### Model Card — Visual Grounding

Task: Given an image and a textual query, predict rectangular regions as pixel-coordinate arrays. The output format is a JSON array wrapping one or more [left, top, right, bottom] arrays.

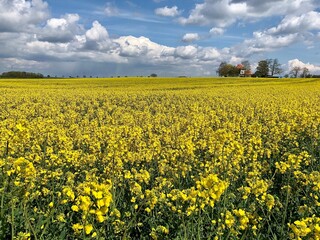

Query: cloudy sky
[[1, 0, 320, 77]]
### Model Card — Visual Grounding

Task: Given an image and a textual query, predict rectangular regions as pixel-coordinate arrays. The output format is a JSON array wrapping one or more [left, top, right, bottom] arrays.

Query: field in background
[[1, 77, 320, 239]]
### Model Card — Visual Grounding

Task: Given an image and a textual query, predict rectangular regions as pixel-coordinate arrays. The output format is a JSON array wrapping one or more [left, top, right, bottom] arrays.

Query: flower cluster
[[0, 77, 320, 239]]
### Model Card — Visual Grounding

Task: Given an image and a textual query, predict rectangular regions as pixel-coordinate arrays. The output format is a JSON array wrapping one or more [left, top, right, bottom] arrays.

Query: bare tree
[[268, 59, 283, 76], [241, 60, 251, 71], [290, 66, 301, 78], [301, 67, 310, 78]]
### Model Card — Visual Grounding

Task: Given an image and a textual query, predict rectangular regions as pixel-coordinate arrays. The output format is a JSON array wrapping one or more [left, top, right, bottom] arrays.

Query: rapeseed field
[[1, 77, 320, 239]]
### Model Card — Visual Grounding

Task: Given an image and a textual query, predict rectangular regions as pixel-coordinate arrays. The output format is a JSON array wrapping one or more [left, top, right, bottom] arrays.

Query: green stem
[[0, 180, 7, 220], [197, 209, 202, 240], [23, 202, 38, 240], [11, 201, 15, 240], [281, 174, 291, 237]]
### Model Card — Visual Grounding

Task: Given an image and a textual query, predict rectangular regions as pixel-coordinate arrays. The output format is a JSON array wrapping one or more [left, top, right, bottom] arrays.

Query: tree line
[[0, 71, 44, 78], [217, 59, 314, 78]]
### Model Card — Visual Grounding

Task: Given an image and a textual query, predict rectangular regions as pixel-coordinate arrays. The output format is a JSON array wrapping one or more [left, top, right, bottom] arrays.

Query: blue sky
[[0, 0, 320, 76]]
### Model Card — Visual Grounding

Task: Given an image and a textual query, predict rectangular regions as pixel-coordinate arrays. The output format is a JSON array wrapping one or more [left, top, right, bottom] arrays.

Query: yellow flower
[[225, 211, 235, 228], [291, 220, 311, 237], [85, 224, 93, 235], [57, 213, 66, 223], [92, 190, 103, 199], [72, 223, 83, 234], [79, 195, 91, 212], [16, 232, 31, 240], [71, 205, 79, 212], [95, 210, 105, 223], [233, 209, 250, 230], [83, 186, 91, 195]]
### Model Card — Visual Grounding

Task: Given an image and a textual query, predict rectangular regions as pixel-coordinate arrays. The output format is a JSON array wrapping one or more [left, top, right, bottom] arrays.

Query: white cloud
[[267, 11, 320, 35], [0, 0, 49, 32], [84, 21, 116, 50], [182, 33, 200, 43], [210, 27, 224, 36], [155, 6, 180, 17], [174, 46, 198, 59], [114, 35, 175, 62], [178, 0, 317, 27], [86, 21, 109, 42], [115, 36, 149, 57], [1, 0, 319, 77], [231, 10, 320, 57], [26, 40, 69, 59], [177, 0, 247, 27], [0, 57, 50, 71], [288, 59, 320, 74], [37, 14, 83, 43], [198, 47, 220, 61], [235, 32, 300, 57]]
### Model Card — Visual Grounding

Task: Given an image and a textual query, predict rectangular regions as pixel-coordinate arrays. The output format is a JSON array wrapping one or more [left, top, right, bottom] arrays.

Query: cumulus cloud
[[266, 11, 320, 35], [37, 14, 83, 43], [198, 47, 220, 61], [1, 0, 319, 77], [25, 40, 69, 61], [182, 33, 200, 43], [86, 21, 109, 42], [234, 32, 300, 57], [114, 36, 175, 62], [0, 0, 49, 32], [155, 6, 180, 17], [174, 46, 198, 59], [231, 9, 320, 57], [84, 21, 116, 50], [0, 57, 50, 71], [209, 27, 224, 36], [0, 1, 229, 76], [288, 59, 320, 74], [178, 0, 317, 27], [178, 0, 246, 27], [115, 36, 149, 57]]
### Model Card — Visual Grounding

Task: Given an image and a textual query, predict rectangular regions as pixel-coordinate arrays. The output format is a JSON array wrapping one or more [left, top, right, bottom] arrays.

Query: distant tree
[[241, 60, 251, 71], [150, 73, 158, 77], [217, 62, 227, 76], [300, 67, 310, 78], [0, 71, 44, 78], [217, 62, 239, 77], [268, 58, 283, 76], [255, 60, 269, 77], [290, 66, 301, 78]]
